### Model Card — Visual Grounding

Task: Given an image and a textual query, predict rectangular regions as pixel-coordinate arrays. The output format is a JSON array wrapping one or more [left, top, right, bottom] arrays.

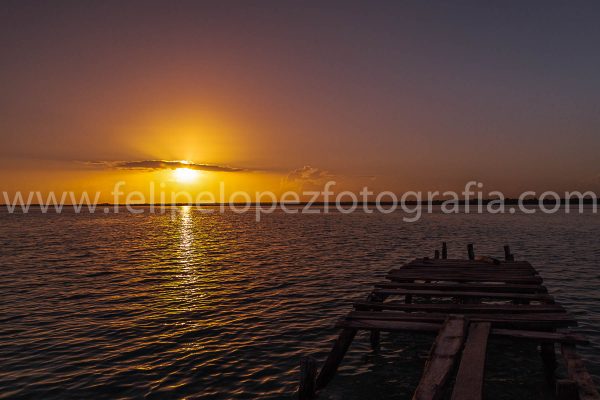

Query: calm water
[[1, 207, 599, 399]]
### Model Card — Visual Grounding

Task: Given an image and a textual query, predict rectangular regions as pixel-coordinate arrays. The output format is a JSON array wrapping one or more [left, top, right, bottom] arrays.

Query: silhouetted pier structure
[[298, 243, 599, 400]]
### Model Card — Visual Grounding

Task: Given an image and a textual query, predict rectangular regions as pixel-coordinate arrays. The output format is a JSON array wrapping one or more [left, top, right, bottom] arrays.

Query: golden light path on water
[[179, 206, 194, 266], [176, 205, 203, 305]]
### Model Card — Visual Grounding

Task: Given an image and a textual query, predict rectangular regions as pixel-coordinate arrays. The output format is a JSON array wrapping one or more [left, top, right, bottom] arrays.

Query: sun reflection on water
[[179, 205, 193, 263], [176, 205, 201, 300]]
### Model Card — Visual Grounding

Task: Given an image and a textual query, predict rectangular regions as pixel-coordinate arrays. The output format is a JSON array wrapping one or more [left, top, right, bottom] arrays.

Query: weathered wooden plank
[[396, 268, 538, 277], [314, 328, 357, 390], [407, 259, 531, 265], [348, 311, 573, 321], [373, 288, 555, 303], [492, 329, 589, 345], [403, 272, 537, 277], [390, 267, 538, 276], [337, 318, 441, 332], [407, 259, 532, 267], [394, 272, 539, 280], [391, 267, 538, 274], [402, 263, 535, 271], [403, 260, 533, 267], [388, 273, 539, 280], [387, 274, 543, 285], [413, 316, 467, 400], [397, 270, 538, 277], [335, 319, 589, 344], [451, 322, 491, 400], [376, 282, 547, 293], [353, 301, 566, 314], [346, 311, 577, 328], [410, 257, 530, 263], [389, 270, 538, 276], [561, 344, 600, 400]]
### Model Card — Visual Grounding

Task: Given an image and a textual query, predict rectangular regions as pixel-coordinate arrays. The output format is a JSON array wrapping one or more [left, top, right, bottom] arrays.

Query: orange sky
[[1, 2, 600, 202]]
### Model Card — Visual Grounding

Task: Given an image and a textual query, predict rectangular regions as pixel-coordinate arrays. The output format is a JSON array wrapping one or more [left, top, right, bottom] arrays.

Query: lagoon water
[[1, 207, 599, 399]]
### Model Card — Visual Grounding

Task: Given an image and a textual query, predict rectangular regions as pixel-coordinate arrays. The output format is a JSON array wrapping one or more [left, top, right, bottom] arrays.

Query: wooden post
[[468, 244, 475, 260], [434, 250, 440, 259], [370, 330, 381, 350], [442, 242, 447, 259], [315, 328, 357, 390], [368, 293, 384, 351], [299, 356, 317, 400], [540, 342, 557, 384], [503, 245, 511, 261]]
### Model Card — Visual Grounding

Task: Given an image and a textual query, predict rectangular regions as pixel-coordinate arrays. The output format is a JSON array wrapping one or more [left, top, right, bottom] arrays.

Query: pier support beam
[[367, 293, 384, 351], [468, 244, 475, 260], [540, 342, 557, 384], [315, 328, 357, 390], [299, 356, 317, 400], [556, 379, 579, 400], [370, 330, 381, 350], [442, 242, 447, 259]]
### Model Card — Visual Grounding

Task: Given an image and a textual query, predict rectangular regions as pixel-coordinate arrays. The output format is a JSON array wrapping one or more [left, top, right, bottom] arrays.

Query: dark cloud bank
[[89, 160, 245, 172]]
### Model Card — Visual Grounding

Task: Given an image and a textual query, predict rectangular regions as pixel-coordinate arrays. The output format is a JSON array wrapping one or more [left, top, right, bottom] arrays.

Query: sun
[[173, 167, 199, 183]]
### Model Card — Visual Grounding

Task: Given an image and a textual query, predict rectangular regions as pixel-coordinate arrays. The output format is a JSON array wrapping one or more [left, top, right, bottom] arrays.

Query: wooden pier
[[298, 243, 599, 400]]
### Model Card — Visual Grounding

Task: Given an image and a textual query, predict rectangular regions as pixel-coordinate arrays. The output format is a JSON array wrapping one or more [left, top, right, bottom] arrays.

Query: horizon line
[[1, 198, 597, 207]]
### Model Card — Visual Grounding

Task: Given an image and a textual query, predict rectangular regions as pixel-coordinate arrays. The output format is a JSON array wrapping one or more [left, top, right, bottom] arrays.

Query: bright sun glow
[[173, 168, 199, 183]]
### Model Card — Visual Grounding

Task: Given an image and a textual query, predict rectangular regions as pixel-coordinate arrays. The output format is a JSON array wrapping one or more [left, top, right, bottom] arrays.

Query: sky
[[1, 1, 600, 201]]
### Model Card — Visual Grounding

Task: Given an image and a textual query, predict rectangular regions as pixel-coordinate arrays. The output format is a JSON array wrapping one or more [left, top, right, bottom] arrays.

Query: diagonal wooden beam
[[314, 328, 357, 390], [412, 315, 467, 400]]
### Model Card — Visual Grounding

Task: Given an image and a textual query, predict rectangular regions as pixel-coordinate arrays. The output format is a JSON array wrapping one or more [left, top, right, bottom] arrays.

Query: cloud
[[283, 166, 333, 189], [286, 165, 331, 182], [88, 160, 246, 172]]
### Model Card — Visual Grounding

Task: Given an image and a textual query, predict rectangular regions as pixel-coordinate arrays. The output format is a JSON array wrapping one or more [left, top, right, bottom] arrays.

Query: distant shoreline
[[2, 198, 597, 207]]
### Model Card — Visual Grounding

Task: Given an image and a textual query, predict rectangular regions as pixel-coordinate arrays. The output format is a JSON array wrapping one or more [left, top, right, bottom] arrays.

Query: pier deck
[[298, 244, 599, 400]]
